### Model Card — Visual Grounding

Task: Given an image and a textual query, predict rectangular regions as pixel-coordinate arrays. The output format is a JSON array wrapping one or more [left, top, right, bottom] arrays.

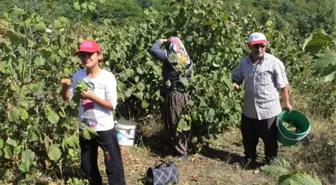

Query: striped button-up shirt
[[231, 53, 288, 120]]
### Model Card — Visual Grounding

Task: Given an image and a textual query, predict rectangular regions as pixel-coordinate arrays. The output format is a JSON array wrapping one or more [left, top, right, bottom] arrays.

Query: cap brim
[[249, 40, 267, 46], [74, 48, 100, 55]]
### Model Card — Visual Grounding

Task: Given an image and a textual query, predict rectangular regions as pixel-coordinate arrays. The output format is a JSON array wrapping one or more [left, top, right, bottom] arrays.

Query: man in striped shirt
[[231, 32, 293, 165]]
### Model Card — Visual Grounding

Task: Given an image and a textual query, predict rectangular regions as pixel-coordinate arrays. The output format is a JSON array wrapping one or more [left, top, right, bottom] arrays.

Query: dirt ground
[[95, 128, 274, 185]]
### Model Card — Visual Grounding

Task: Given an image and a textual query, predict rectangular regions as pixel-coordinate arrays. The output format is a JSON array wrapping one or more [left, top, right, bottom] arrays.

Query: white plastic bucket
[[115, 118, 136, 146]]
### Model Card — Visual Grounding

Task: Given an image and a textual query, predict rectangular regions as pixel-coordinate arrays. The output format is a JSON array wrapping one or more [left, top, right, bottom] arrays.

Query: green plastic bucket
[[276, 110, 311, 146]]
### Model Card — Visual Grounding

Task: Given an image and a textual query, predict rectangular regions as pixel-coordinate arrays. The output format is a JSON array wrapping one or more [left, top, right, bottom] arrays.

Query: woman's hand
[[81, 91, 95, 100], [159, 39, 168, 43], [61, 78, 71, 88]]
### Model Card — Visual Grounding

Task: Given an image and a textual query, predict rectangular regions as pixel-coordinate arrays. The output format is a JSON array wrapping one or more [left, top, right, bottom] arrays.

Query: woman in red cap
[[61, 40, 126, 185]]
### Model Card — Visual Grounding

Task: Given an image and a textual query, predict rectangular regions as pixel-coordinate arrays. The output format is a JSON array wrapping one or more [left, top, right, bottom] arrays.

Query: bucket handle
[[276, 117, 311, 141], [116, 130, 135, 140]]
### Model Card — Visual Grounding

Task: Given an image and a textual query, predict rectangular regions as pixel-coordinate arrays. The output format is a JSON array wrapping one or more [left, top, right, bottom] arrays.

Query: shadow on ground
[[135, 129, 174, 158], [200, 146, 265, 169]]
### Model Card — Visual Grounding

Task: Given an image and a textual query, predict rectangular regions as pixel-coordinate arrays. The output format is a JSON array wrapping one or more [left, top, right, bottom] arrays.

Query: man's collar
[[249, 53, 266, 64]]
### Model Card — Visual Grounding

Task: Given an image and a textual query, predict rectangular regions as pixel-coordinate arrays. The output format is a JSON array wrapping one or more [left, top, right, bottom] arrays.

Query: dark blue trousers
[[79, 128, 126, 185]]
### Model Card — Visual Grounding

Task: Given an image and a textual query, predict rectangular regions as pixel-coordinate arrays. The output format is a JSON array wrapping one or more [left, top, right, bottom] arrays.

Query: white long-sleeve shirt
[[70, 69, 118, 131]]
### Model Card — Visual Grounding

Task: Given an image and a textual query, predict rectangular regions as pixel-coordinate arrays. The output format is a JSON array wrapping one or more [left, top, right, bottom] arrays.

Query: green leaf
[[136, 92, 144, 100], [33, 56, 46, 66], [20, 108, 29, 121], [59, 17, 69, 25], [13, 7, 24, 16], [167, 53, 179, 64], [313, 50, 336, 69], [141, 101, 149, 109], [54, 20, 62, 29], [30, 82, 44, 94], [17, 46, 27, 56], [180, 77, 189, 87], [177, 118, 190, 131], [58, 49, 67, 58], [136, 67, 144, 74], [19, 163, 30, 173], [28, 127, 39, 142], [125, 89, 132, 98], [81, 2, 88, 9], [6, 138, 17, 147], [303, 29, 335, 55], [136, 82, 145, 91], [39, 48, 53, 58], [278, 172, 322, 185], [8, 106, 20, 121], [261, 158, 290, 176], [117, 82, 125, 91], [35, 22, 46, 32], [165, 80, 171, 87], [7, 31, 22, 45], [63, 134, 79, 149], [47, 144, 61, 161], [4, 146, 13, 159], [82, 127, 97, 140], [324, 71, 336, 82], [88, 3, 96, 12], [74, 2, 81, 10], [332, 89, 336, 96], [19, 149, 35, 172], [0, 139, 3, 149], [191, 111, 197, 121], [47, 109, 60, 124], [261, 165, 289, 176], [125, 69, 134, 77], [312, 50, 336, 82]]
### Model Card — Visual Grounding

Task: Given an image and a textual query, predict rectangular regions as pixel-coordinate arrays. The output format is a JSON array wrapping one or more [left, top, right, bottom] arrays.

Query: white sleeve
[[274, 59, 289, 89], [105, 72, 118, 109]]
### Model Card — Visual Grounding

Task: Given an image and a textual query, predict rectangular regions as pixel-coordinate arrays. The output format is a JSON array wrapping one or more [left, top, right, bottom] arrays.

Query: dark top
[[150, 40, 192, 96]]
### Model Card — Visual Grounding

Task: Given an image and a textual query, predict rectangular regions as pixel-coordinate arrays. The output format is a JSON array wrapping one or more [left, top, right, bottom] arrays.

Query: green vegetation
[[0, 0, 335, 184], [72, 81, 89, 104]]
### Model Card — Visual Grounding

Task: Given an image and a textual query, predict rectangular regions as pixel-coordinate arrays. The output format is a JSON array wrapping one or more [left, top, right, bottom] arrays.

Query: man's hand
[[284, 102, 293, 112], [233, 83, 240, 90], [61, 78, 71, 88], [281, 85, 293, 112]]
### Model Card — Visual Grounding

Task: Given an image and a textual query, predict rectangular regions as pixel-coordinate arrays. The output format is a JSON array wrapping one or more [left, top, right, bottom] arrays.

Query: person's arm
[[274, 60, 293, 111], [61, 78, 71, 101], [280, 86, 292, 111], [150, 39, 168, 62], [104, 72, 118, 111], [231, 61, 244, 90]]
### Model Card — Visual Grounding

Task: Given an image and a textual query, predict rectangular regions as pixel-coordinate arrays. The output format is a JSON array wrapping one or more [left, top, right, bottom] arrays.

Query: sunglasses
[[252, 44, 266, 49]]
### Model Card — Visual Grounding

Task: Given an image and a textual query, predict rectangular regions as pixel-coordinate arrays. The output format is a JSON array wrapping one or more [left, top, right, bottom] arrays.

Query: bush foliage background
[[0, 0, 335, 183]]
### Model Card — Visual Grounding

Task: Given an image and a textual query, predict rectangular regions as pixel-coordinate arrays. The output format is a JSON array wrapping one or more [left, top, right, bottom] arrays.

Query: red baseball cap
[[248, 32, 267, 46], [74, 40, 101, 55]]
